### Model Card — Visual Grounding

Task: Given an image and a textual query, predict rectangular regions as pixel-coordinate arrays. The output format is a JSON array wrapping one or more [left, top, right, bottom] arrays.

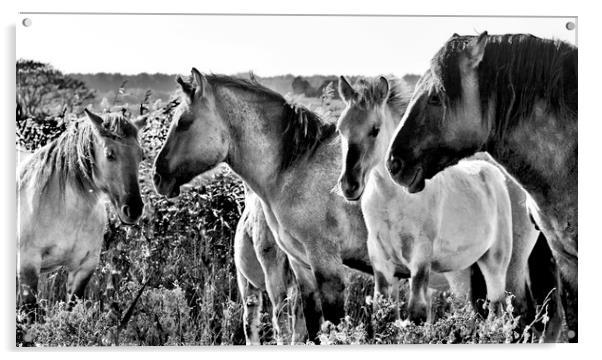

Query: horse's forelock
[[351, 76, 410, 118]]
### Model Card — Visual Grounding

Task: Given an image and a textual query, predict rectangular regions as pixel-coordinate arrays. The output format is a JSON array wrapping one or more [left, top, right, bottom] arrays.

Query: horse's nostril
[[153, 173, 162, 185], [348, 181, 359, 193], [387, 155, 404, 176], [121, 205, 131, 219]]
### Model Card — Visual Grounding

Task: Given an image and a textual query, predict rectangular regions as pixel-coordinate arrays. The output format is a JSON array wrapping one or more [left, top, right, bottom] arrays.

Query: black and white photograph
[[12, 5, 580, 348]]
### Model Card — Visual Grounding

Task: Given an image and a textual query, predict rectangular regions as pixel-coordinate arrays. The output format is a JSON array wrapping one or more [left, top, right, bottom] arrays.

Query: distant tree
[[402, 74, 421, 89], [291, 76, 313, 97], [16, 59, 95, 118]]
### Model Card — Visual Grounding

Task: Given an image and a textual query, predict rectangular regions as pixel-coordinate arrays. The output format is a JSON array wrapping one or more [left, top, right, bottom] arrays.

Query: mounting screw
[[566, 21, 575, 31], [22, 18, 32, 27]]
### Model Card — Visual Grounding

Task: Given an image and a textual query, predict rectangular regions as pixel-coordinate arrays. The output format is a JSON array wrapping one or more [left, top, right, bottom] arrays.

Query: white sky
[[17, 14, 577, 76]]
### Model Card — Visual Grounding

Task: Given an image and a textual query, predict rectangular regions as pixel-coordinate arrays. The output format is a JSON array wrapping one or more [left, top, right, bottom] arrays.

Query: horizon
[[17, 14, 576, 77]]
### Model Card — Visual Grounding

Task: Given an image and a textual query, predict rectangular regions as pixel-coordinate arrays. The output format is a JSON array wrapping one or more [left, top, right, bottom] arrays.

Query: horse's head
[[387, 32, 490, 193], [336, 76, 392, 201], [85, 109, 145, 224], [153, 68, 230, 198]]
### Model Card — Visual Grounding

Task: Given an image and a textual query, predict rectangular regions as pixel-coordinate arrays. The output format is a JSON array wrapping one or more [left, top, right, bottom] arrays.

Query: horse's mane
[[19, 113, 138, 201], [184, 73, 337, 170], [433, 33, 577, 136], [352, 76, 411, 120]]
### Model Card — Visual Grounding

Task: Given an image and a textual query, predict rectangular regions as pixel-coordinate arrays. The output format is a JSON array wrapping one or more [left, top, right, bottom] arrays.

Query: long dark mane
[[194, 74, 337, 170], [19, 113, 138, 201], [434, 33, 577, 137]]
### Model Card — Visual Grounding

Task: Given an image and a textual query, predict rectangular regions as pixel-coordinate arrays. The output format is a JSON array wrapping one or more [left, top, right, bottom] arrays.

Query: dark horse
[[386, 32, 577, 341]]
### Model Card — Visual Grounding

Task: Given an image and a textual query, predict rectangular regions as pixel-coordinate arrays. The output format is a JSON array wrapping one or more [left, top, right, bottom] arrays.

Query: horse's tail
[[469, 263, 488, 318], [527, 231, 564, 340]]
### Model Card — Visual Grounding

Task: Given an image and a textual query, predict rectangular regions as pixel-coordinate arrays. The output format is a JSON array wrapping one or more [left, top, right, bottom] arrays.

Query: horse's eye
[[368, 126, 380, 138], [106, 150, 116, 161], [427, 93, 442, 106]]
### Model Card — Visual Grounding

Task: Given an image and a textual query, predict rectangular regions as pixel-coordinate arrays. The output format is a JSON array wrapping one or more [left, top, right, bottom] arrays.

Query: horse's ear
[[338, 76, 356, 103], [191, 67, 210, 98], [466, 31, 488, 69], [84, 108, 104, 128], [133, 114, 149, 130], [176, 75, 194, 96], [85, 108, 113, 138], [375, 76, 390, 105]]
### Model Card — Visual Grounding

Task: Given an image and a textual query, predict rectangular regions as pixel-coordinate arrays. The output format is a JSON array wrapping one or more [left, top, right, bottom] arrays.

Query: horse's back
[[438, 159, 510, 219]]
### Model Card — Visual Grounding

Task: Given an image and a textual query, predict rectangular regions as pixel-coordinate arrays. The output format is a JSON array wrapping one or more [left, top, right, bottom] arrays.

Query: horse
[[153, 69, 471, 342], [337, 75, 563, 340], [385, 32, 577, 341], [337, 75, 514, 322], [235, 188, 306, 344], [17, 109, 146, 317]]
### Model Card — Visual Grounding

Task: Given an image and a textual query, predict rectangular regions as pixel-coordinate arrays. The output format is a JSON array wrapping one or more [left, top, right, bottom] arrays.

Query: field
[[16, 62, 551, 346]]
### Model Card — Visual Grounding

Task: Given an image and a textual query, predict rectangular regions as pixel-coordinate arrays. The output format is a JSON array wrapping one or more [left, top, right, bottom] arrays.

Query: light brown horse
[[337, 76, 513, 323], [17, 109, 146, 316], [337, 76, 563, 340], [386, 32, 577, 341], [235, 188, 306, 344], [153, 69, 372, 342]]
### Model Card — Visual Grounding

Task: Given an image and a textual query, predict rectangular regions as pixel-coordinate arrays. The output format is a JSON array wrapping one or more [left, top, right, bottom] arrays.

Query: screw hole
[[22, 18, 32, 27]]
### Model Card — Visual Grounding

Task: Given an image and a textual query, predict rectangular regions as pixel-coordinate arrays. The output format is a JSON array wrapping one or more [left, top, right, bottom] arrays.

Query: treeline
[[68, 72, 421, 106]]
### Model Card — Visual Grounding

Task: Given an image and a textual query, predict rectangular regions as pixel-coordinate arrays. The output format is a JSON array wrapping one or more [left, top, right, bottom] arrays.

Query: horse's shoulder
[[455, 160, 504, 183], [442, 160, 506, 202]]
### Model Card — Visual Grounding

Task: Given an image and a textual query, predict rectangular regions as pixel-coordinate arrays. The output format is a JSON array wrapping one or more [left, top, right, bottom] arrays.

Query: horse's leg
[[408, 262, 431, 324], [18, 257, 41, 322], [306, 251, 346, 325], [289, 280, 307, 344], [236, 269, 263, 345], [288, 258, 322, 344], [557, 255, 577, 342], [527, 233, 564, 342], [476, 247, 511, 316], [66, 267, 95, 310], [260, 254, 298, 345], [369, 233, 402, 319], [66, 247, 100, 309]]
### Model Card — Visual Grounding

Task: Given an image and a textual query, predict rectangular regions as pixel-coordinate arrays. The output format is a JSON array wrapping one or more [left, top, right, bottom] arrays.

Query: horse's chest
[[37, 205, 106, 271], [362, 190, 420, 268], [260, 203, 310, 267]]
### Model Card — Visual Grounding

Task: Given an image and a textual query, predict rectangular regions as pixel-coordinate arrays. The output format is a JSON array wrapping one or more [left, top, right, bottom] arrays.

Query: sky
[[17, 14, 577, 76]]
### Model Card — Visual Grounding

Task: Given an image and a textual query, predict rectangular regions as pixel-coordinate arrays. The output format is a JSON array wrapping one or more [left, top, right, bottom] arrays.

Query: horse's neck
[[372, 107, 403, 180], [32, 175, 104, 224], [485, 103, 577, 204], [219, 90, 285, 200]]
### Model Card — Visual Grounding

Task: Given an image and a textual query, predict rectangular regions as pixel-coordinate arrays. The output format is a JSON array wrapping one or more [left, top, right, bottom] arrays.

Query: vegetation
[[16, 61, 545, 346]]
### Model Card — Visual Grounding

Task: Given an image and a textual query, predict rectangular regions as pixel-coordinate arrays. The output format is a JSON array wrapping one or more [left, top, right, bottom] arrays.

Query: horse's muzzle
[[339, 177, 363, 201], [386, 154, 426, 193], [153, 171, 180, 198], [119, 197, 144, 224]]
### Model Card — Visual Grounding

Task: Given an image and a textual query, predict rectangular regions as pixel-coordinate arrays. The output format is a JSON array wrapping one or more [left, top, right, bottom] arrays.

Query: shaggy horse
[[17, 109, 146, 317], [386, 33, 577, 341]]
